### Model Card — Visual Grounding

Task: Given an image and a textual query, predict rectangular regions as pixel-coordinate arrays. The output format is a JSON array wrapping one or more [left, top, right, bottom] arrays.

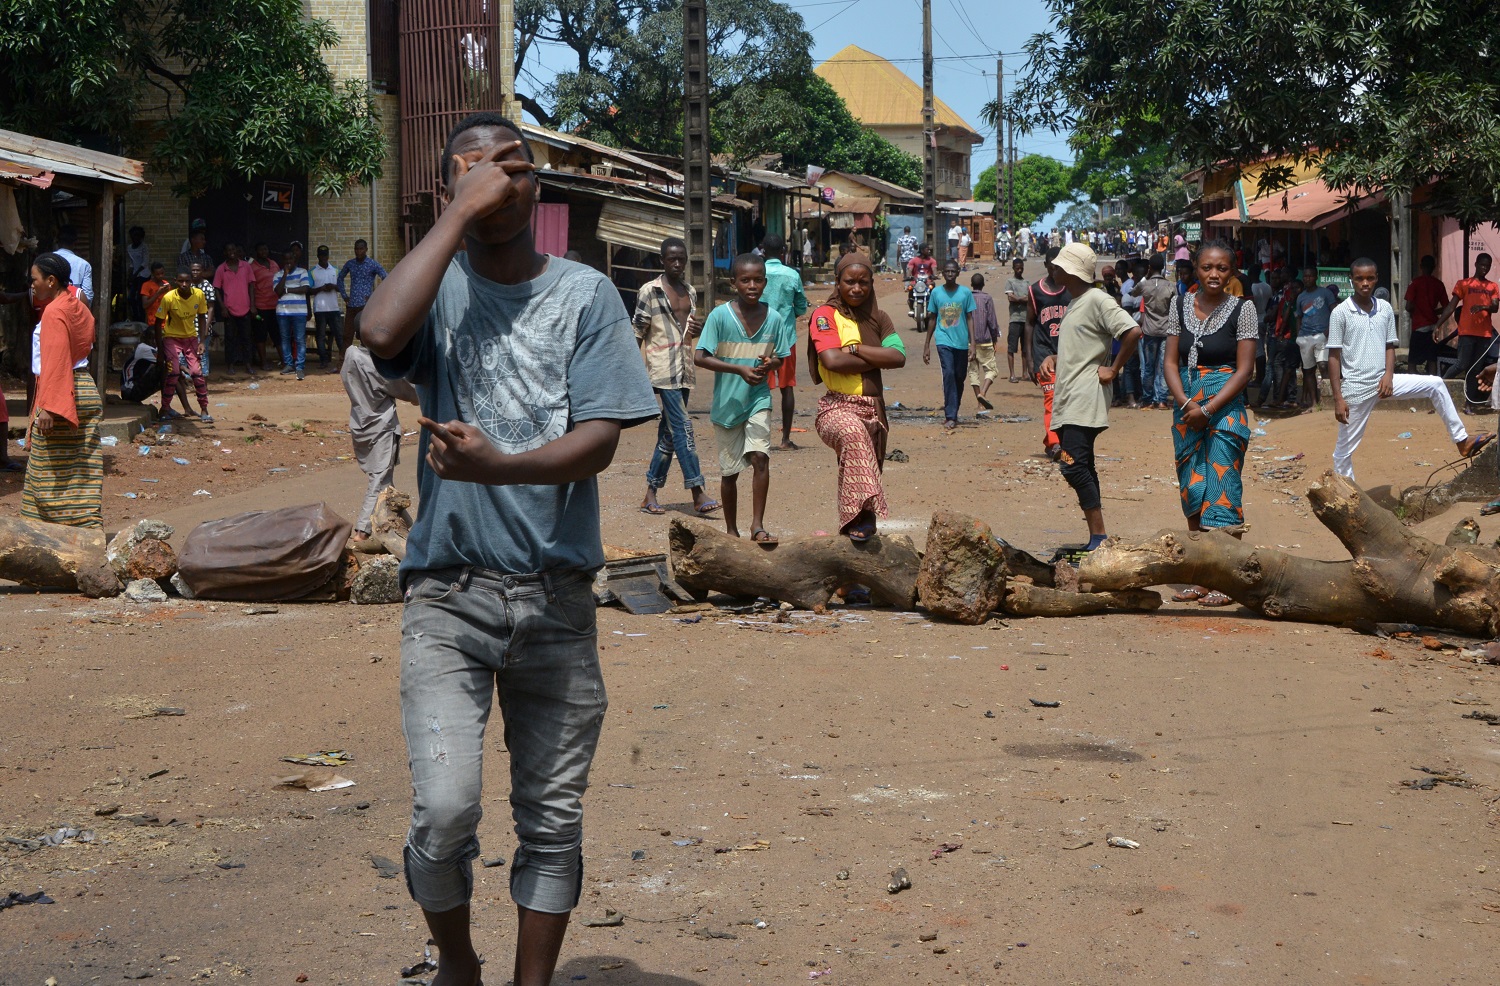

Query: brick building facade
[[124, 1, 403, 274]]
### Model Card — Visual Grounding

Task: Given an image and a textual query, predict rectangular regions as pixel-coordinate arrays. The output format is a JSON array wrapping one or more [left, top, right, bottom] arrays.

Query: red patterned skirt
[[815, 391, 889, 528]]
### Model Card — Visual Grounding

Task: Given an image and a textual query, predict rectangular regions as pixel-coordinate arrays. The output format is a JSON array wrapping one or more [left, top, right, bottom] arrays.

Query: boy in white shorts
[[694, 254, 794, 544]]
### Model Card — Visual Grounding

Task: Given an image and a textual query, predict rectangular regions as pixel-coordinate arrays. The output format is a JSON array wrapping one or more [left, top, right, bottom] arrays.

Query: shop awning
[[1206, 179, 1384, 229], [793, 196, 882, 219]]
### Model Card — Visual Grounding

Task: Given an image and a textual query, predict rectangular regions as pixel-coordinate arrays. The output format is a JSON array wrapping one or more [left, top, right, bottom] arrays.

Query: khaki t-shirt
[[1051, 287, 1140, 431]]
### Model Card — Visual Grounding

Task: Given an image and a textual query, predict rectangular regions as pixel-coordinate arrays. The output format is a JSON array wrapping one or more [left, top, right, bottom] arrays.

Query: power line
[[944, 0, 994, 55], [807, 0, 869, 33]]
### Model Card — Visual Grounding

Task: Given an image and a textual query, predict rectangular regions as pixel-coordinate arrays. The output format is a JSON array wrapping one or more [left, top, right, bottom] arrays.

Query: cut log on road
[[668, 516, 921, 611], [1080, 470, 1500, 636], [1003, 582, 1163, 617], [0, 516, 107, 589], [371, 487, 412, 561]]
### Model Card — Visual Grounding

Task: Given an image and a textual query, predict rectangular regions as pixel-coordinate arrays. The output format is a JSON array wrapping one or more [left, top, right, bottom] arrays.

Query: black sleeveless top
[[1176, 294, 1248, 368], [1029, 279, 1072, 361]]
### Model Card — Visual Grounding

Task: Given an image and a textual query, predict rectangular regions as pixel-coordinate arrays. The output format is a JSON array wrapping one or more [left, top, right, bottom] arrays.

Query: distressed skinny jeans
[[399, 567, 606, 914]]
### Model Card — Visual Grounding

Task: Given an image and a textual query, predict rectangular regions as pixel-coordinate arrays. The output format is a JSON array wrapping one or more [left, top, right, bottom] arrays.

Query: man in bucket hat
[[1042, 242, 1142, 552]]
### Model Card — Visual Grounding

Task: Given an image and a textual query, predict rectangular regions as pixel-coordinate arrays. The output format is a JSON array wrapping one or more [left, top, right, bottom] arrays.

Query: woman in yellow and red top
[[809, 252, 907, 541], [24, 252, 103, 528]]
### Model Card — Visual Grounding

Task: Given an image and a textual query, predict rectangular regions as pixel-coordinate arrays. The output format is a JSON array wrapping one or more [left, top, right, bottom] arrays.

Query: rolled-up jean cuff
[[510, 836, 585, 913], [403, 836, 478, 913]]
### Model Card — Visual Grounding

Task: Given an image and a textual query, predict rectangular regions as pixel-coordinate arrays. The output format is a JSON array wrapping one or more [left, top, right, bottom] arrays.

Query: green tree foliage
[[777, 77, 922, 191], [521, 0, 915, 177], [1001, 0, 1500, 228], [529, 0, 814, 164], [1057, 199, 1099, 231], [974, 155, 1073, 226], [1070, 140, 1194, 225], [0, 0, 384, 197]]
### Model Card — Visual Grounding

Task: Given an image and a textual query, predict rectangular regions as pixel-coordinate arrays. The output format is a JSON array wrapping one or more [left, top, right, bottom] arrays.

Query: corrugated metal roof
[[824, 171, 920, 201], [598, 199, 687, 256], [0, 157, 54, 188], [815, 46, 977, 133], [522, 123, 683, 184], [937, 200, 994, 215], [0, 129, 147, 187], [737, 168, 807, 191]]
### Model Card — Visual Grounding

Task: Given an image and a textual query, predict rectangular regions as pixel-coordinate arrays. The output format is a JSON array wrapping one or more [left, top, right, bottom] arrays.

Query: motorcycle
[[911, 272, 932, 331]]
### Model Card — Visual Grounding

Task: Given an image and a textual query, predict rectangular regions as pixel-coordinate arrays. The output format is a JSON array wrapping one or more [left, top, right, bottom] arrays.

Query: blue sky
[[516, 0, 1073, 169]]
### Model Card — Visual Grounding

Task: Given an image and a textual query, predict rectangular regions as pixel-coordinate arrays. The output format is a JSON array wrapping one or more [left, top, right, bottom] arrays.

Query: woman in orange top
[[24, 252, 103, 528], [809, 252, 907, 541]]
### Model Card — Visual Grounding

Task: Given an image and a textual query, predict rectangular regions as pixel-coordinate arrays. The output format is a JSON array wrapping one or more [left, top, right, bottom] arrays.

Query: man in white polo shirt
[[1329, 258, 1492, 481]]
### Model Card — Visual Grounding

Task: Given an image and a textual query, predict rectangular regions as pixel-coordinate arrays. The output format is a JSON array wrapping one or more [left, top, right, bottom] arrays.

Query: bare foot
[[430, 954, 481, 986], [351, 531, 371, 542], [777, 440, 801, 451]]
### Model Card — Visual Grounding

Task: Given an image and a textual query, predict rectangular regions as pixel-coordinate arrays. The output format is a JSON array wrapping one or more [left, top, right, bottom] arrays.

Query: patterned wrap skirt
[[814, 391, 888, 528], [23, 370, 104, 529], [1172, 365, 1250, 529]]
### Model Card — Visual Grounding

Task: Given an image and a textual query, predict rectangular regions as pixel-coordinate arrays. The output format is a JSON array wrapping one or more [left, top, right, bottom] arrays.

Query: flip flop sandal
[[639, 504, 667, 515], [1464, 433, 1496, 458], [751, 529, 779, 545], [977, 395, 994, 410], [1171, 586, 1210, 602], [1198, 590, 1234, 607], [695, 499, 721, 514], [843, 520, 876, 542]]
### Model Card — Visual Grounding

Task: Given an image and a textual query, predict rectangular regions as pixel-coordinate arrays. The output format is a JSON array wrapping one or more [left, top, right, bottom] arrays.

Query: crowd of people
[[126, 223, 390, 395], [2, 219, 395, 533], [8, 109, 1500, 986]]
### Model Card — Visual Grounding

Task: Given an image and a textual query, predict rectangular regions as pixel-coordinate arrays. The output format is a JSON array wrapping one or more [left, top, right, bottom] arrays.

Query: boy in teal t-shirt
[[694, 254, 794, 543], [920, 261, 977, 430]]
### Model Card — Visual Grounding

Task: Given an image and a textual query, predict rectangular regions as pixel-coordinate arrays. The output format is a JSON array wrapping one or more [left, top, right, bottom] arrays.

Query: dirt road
[[3, 257, 1498, 985]]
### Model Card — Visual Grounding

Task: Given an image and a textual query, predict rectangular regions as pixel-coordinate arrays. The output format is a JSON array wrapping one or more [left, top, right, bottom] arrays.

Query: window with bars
[[369, 0, 399, 93]]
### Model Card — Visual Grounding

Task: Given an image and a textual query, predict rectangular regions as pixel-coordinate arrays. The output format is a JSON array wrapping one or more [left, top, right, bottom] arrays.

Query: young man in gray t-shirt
[[362, 113, 658, 986], [1003, 257, 1030, 382]]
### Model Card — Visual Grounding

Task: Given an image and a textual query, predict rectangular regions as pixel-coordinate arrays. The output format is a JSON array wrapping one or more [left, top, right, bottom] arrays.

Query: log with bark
[[369, 487, 412, 561], [668, 516, 921, 611], [1080, 470, 1500, 636], [0, 516, 107, 589]]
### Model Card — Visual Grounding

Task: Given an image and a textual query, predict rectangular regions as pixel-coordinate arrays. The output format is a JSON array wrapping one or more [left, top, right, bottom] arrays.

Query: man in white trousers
[[1329, 258, 1493, 481]]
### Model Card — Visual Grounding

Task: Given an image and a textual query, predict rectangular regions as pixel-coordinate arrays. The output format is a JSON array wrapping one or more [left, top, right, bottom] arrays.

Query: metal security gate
[[398, 0, 502, 249]]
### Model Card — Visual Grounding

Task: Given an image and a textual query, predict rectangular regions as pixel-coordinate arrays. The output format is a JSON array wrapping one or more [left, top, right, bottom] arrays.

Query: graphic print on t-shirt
[[451, 329, 567, 452]]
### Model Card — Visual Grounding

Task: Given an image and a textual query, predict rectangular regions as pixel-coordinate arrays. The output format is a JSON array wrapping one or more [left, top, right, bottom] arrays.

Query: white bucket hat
[[1054, 242, 1098, 282]]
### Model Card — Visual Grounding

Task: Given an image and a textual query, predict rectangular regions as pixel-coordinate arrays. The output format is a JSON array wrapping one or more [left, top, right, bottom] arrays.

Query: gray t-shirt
[[1138, 276, 1176, 338], [1004, 277, 1030, 322], [376, 254, 658, 575], [1327, 296, 1397, 406]]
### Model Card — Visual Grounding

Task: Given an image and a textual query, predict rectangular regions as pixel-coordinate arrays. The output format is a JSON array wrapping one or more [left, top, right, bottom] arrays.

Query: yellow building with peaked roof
[[815, 44, 981, 200]]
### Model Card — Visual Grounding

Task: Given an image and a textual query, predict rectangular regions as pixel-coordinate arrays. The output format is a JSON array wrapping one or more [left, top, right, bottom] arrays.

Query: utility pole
[[682, 0, 714, 309], [497, 0, 519, 120], [921, 0, 937, 261], [1007, 115, 1015, 238], [994, 53, 1004, 252]]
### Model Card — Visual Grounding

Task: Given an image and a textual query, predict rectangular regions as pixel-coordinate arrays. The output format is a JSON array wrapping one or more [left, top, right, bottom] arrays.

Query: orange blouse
[[34, 291, 95, 426]]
